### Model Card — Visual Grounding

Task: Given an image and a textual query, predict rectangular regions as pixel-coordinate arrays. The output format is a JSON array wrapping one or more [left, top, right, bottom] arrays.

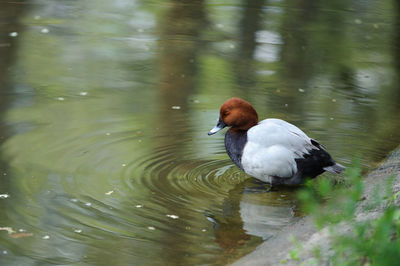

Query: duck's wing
[[242, 119, 315, 179], [251, 119, 314, 156]]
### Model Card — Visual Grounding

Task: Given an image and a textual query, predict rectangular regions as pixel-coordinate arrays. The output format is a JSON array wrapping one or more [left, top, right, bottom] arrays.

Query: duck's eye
[[222, 110, 230, 117]]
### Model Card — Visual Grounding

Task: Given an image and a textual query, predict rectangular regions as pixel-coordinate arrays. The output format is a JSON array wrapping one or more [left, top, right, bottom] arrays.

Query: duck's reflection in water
[[207, 178, 300, 253]]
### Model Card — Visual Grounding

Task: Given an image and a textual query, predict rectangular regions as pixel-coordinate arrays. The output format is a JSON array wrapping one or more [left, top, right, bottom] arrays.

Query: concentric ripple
[[1, 109, 298, 265]]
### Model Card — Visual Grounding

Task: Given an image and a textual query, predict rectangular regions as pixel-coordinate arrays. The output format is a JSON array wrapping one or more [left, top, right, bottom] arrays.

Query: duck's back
[[249, 119, 313, 154]]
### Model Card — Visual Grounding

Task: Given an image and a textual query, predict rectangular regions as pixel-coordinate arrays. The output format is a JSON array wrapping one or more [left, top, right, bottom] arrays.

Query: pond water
[[1, 0, 400, 265]]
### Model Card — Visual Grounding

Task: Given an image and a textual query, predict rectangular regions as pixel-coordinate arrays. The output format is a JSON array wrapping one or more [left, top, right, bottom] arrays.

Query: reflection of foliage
[[297, 159, 400, 265]]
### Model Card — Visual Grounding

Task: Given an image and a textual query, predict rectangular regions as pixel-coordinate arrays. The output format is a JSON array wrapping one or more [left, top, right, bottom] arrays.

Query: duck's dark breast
[[225, 130, 247, 170]]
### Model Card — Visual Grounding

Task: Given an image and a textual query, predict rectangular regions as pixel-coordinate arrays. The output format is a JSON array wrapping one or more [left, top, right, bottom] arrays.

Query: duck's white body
[[241, 119, 316, 183]]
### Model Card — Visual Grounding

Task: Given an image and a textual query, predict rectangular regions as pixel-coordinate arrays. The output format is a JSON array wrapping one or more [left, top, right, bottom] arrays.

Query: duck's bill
[[208, 117, 227, 135]]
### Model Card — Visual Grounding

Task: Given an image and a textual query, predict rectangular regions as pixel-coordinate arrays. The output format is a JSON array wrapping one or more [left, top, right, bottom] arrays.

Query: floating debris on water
[[106, 132, 111, 136], [41, 28, 49, 34], [79, 91, 88, 96], [298, 88, 305, 93], [56, 97, 65, 101], [191, 99, 200, 104], [201, 229, 207, 232], [229, 44, 235, 49], [284, 104, 288, 107], [171, 106, 181, 110], [135, 204, 143, 208], [9, 232, 33, 239], [2, 250, 7, 255], [105, 190, 114, 195], [74, 229, 82, 233], [122, 163, 127, 167], [206, 216, 217, 223], [42, 235, 50, 240], [355, 19, 362, 24], [147, 226, 155, 230], [0, 194, 10, 199], [85, 202, 92, 207], [9, 32, 18, 37], [0, 227, 16, 234], [332, 99, 337, 102], [34, 15, 41, 20], [166, 214, 179, 219], [70, 198, 78, 203], [330, 117, 334, 120]]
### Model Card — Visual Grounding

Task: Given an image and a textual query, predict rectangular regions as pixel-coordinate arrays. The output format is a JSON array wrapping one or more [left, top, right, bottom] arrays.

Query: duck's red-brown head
[[208, 97, 258, 135]]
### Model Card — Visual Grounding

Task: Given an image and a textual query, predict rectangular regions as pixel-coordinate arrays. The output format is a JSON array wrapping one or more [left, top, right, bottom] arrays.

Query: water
[[1, 0, 400, 265]]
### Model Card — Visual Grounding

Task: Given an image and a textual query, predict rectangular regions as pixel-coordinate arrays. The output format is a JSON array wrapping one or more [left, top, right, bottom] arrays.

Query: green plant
[[296, 159, 400, 265], [297, 159, 363, 228], [289, 236, 303, 261]]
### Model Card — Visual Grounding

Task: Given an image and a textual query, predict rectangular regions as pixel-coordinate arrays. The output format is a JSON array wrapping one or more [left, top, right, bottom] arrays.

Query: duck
[[208, 97, 345, 185]]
